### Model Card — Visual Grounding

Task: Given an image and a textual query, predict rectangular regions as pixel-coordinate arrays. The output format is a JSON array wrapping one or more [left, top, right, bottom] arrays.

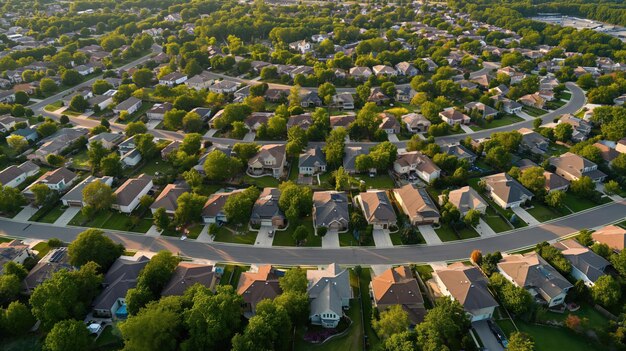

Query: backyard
[[242, 174, 280, 188], [353, 174, 396, 190], [132, 158, 175, 177], [218, 264, 249, 288]]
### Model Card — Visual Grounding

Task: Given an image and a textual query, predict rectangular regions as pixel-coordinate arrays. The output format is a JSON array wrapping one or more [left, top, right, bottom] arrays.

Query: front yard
[[522, 105, 548, 117], [272, 217, 322, 247], [68, 210, 153, 233], [29, 203, 66, 223], [525, 201, 571, 222], [483, 207, 513, 233], [469, 114, 524, 131], [339, 232, 359, 247], [213, 225, 257, 245], [435, 223, 479, 242], [562, 193, 611, 213]]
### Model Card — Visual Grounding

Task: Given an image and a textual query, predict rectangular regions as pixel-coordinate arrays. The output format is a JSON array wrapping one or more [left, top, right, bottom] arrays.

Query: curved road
[[1, 199, 623, 265]]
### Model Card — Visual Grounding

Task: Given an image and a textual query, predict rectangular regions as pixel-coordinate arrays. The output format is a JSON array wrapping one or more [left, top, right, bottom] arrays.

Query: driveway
[[195, 225, 213, 243], [243, 132, 256, 142], [13, 206, 38, 222], [511, 207, 540, 226], [387, 134, 399, 142], [322, 230, 340, 248], [417, 225, 442, 245], [254, 226, 274, 247], [372, 229, 393, 248], [475, 218, 497, 237], [472, 320, 505, 351], [515, 111, 535, 121], [204, 129, 219, 138], [460, 124, 474, 134], [53, 207, 81, 226], [146, 120, 160, 130], [145, 225, 161, 237]]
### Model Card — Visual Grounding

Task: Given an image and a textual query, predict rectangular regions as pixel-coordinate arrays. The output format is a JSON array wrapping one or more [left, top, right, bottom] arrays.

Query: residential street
[[1, 199, 623, 265]]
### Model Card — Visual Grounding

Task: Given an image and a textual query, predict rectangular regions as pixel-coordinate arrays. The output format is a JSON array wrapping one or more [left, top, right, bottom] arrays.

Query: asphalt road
[[1, 199, 623, 265]]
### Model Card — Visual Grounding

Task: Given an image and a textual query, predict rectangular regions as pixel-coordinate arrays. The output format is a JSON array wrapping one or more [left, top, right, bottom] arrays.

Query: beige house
[[371, 266, 425, 324], [393, 184, 440, 225], [439, 108, 470, 125], [548, 152, 607, 183], [393, 151, 441, 183], [481, 173, 533, 209], [356, 190, 397, 229], [439, 186, 488, 215], [592, 225, 626, 251], [247, 144, 286, 179]]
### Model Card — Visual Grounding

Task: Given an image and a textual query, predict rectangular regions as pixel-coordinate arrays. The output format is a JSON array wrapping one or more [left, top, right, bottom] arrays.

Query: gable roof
[[161, 263, 215, 296], [115, 174, 153, 207], [202, 189, 245, 218], [482, 173, 533, 204], [443, 186, 488, 213], [371, 266, 424, 320], [151, 183, 189, 212], [93, 256, 149, 310], [251, 188, 284, 220], [237, 265, 281, 308], [553, 239, 610, 283], [393, 184, 440, 221], [435, 262, 498, 314], [299, 146, 326, 168], [313, 191, 349, 228], [307, 264, 352, 317], [359, 190, 396, 223], [591, 225, 626, 251]]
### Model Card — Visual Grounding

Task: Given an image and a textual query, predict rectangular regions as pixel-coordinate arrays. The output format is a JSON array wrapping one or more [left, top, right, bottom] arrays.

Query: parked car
[[488, 320, 508, 348]]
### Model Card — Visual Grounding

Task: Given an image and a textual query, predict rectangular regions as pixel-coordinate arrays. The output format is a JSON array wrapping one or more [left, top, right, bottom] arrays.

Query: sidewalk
[[417, 225, 442, 245]]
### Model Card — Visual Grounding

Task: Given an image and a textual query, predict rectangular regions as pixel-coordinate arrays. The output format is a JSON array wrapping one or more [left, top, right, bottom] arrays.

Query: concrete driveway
[[243, 132, 256, 142], [476, 218, 497, 237], [13, 206, 38, 222], [472, 320, 505, 351], [372, 229, 393, 248], [53, 207, 81, 226], [387, 134, 399, 142], [417, 225, 442, 245], [322, 230, 340, 248], [254, 226, 274, 247], [512, 207, 540, 226]]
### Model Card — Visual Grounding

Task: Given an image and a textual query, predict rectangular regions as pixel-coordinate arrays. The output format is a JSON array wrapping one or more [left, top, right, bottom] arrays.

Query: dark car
[[487, 320, 508, 348]]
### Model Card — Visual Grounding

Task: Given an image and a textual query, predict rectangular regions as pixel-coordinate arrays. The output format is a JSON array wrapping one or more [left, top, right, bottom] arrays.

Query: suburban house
[[553, 239, 610, 287], [371, 266, 425, 324], [237, 265, 282, 317], [88, 95, 114, 110], [201, 189, 245, 224], [88, 132, 124, 150], [393, 151, 441, 183], [548, 152, 607, 183], [150, 183, 189, 215], [0, 161, 39, 188], [378, 113, 401, 134], [332, 92, 355, 110], [329, 115, 355, 130], [92, 255, 149, 319], [491, 95, 522, 114], [592, 225, 626, 251], [439, 108, 470, 125], [250, 187, 286, 228], [287, 113, 313, 130], [372, 65, 397, 76], [244, 112, 273, 131], [209, 80, 239, 93], [184, 71, 213, 90], [481, 173, 533, 209], [433, 262, 499, 322], [300, 91, 322, 108], [616, 138, 626, 154], [161, 263, 216, 296], [247, 144, 286, 179], [62, 176, 114, 207], [23, 167, 78, 197], [288, 40, 311, 54], [113, 174, 153, 213], [402, 113, 431, 133], [543, 171, 570, 193], [307, 264, 353, 328], [159, 72, 188, 87], [23, 248, 74, 294], [146, 102, 173, 120], [120, 149, 142, 168], [497, 253, 573, 307], [114, 96, 142, 115], [441, 144, 477, 164], [0, 240, 33, 272], [11, 126, 38, 142], [421, 58, 438, 71], [0, 116, 27, 132], [117, 135, 138, 155], [559, 114, 592, 142], [298, 146, 326, 176], [35, 128, 89, 161], [593, 142, 619, 164], [439, 186, 488, 215], [518, 93, 545, 109], [395, 61, 418, 76], [519, 128, 549, 155], [349, 66, 373, 80], [368, 87, 390, 105], [356, 190, 397, 229], [393, 184, 440, 225], [312, 191, 349, 233], [464, 102, 498, 119]]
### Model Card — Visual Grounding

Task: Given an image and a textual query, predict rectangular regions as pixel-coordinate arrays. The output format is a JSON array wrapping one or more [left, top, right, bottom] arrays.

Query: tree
[[0, 274, 21, 304], [69, 95, 88, 112], [507, 332, 535, 351], [87, 140, 108, 173], [286, 126, 307, 157], [68, 228, 123, 272], [291, 225, 308, 245], [612, 153, 626, 174], [40, 78, 57, 94], [324, 127, 346, 169], [604, 180, 621, 196], [44, 319, 91, 351], [318, 82, 336, 105], [125, 121, 147, 137], [174, 192, 207, 225], [13, 91, 29, 105], [224, 187, 260, 225], [132, 68, 154, 88], [570, 176, 595, 198], [279, 267, 307, 293], [153, 207, 170, 232], [183, 112, 202, 133], [384, 331, 417, 351], [126, 251, 180, 315], [163, 109, 187, 130], [463, 209, 481, 228], [489, 273, 533, 315], [6, 135, 29, 153], [334, 167, 351, 191], [30, 183, 54, 207], [274, 291, 309, 327], [135, 133, 158, 159], [120, 298, 182, 351], [554, 123, 573, 142], [82, 180, 115, 213], [46, 154, 65, 167], [30, 262, 103, 329], [545, 190, 566, 208], [3, 261, 28, 280], [2, 301, 35, 336], [61, 69, 81, 86], [611, 249, 626, 276], [231, 299, 292, 351], [60, 115, 70, 125], [470, 250, 483, 265], [278, 182, 313, 222], [519, 167, 546, 195], [231, 121, 248, 139], [37, 121, 58, 138], [415, 298, 471, 351], [0, 185, 26, 214], [100, 153, 123, 177], [203, 150, 240, 181], [485, 146, 511, 170], [92, 79, 113, 95], [591, 275, 621, 308], [373, 305, 410, 340], [180, 133, 202, 155]]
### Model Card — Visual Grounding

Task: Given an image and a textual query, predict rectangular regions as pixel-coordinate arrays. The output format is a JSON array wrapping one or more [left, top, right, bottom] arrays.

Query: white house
[[393, 152, 441, 183], [112, 174, 153, 213], [0, 161, 40, 188], [114, 97, 142, 115]]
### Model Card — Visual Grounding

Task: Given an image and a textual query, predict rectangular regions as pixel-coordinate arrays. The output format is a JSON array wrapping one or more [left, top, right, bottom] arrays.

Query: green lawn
[[243, 175, 280, 188], [563, 193, 611, 213], [558, 91, 572, 100], [469, 114, 524, 131], [295, 299, 363, 351], [468, 178, 527, 229], [497, 319, 604, 351], [414, 264, 434, 281], [272, 217, 322, 247], [358, 268, 380, 350], [339, 232, 359, 246], [353, 174, 395, 189], [93, 324, 123, 350], [0, 140, 18, 158], [526, 201, 571, 222], [2, 335, 43, 351], [537, 304, 608, 331], [288, 158, 299, 181], [134, 159, 175, 177], [30, 204, 66, 223], [219, 264, 249, 287], [434, 224, 479, 242], [32, 241, 51, 259], [44, 101, 63, 112], [69, 210, 152, 233], [522, 106, 548, 117], [483, 207, 513, 233], [389, 232, 403, 245], [69, 149, 90, 169], [213, 225, 257, 245], [546, 142, 570, 157], [545, 100, 566, 110]]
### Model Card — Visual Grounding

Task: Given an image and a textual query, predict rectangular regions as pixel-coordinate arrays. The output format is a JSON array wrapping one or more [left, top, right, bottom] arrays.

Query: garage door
[[261, 219, 272, 226]]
